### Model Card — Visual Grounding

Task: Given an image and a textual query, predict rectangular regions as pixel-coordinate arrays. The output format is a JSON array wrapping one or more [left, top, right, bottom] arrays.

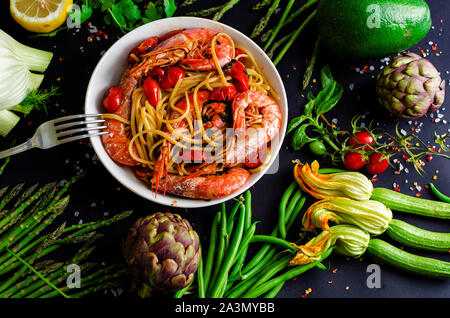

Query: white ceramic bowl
[[85, 17, 287, 208]]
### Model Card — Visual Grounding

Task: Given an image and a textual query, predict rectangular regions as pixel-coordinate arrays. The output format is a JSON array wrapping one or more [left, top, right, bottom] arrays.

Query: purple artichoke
[[376, 52, 445, 119], [122, 212, 201, 297]]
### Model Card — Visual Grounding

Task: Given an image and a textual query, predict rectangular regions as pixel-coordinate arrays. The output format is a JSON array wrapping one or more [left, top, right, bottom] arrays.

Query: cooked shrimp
[[101, 73, 139, 166], [128, 28, 234, 78], [226, 90, 282, 165]]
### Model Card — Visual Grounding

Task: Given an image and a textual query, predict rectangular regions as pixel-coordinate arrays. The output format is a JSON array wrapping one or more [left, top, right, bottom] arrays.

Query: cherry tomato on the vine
[[143, 78, 160, 107], [102, 86, 122, 113], [160, 67, 185, 89], [309, 140, 327, 156], [348, 131, 374, 151], [343, 151, 366, 171], [366, 153, 389, 174]]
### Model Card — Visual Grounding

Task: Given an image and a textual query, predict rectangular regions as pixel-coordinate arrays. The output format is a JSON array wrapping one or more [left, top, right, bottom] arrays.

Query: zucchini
[[371, 188, 450, 219], [387, 219, 450, 253], [367, 239, 450, 279]]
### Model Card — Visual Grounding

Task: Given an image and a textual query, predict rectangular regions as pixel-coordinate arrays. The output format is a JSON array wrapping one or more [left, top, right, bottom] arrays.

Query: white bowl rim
[[85, 16, 288, 208]]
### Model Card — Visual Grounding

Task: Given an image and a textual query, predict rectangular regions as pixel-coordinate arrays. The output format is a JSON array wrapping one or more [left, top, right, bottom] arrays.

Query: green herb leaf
[[320, 64, 334, 89], [101, 0, 116, 12], [163, 0, 177, 17], [11, 87, 60, 116], [316, 83, 343, 115], [145, 2, 164, 21], [117, 0, 141, 21], [291, 124, 315, 150], [304, 92, 315, 116], [287, 115, 308, 134]]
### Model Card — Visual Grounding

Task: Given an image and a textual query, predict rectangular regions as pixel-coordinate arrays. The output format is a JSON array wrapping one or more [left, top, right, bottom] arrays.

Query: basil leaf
[[304, 92, 315, 116], [117, 0, 141, 21], [316, 82, 343, 115], [320, 64, 334, 89], [291, 124, 314, 151], [287, 115, 308, 134], [164, 0, 177, 17]]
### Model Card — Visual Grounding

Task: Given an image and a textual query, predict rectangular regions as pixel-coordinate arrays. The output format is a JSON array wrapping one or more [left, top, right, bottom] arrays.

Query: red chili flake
[[27, 121, 33, 126], [410, 127, 415, 132], [394, 187, 400, 192], [438, 148, 442, 153], [431, 44, 438, 51], [432, 118, 435, 123], [395, 171, 401, 175], [428, 146, 436, 151], [362, 65, 371, 73], [401, 155, 409, 161], [371, 177, 379, 183], [414, 120, 418, 125], [426, 154, 433, 162], [292, 277, 297, 281], [425, 184, 430, 189], [415, 193, 421, 198], [441, 19, 444, 23], [58, 57, 63, 62]]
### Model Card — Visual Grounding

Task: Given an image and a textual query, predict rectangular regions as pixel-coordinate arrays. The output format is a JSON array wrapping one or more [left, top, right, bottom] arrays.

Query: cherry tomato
[[309, 140, 327, 156], [227, 61, 248, 92], [160, 67, 185, 90], [234, 48, 247, 62], [348, 131, 375, 151], [366, 153, 389, 174], [143, 78, 160, 107], [159, 29, 185, 42], [137, 36, 159, 54], [102, 86, 122, 113], [244, 147, 267, 169], [178, 150, 206, 163], [210, 86, 237, 102], [343, 151, 366, 171], [232, 72, 249, 92], [229, 60, 246, 76], [149, 67, 165, 81]]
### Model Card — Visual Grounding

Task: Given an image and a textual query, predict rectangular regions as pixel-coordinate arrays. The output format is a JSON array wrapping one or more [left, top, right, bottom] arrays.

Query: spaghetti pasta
[[101, 28, 282, 200]]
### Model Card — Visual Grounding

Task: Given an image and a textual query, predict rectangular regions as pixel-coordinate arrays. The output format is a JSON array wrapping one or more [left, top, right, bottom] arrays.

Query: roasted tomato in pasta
[[234, 48, 247, 62], [227, 61, 249, 92], [143, 77, 160, 107], [102, 86, 122, 113], [137, 36, 159, 54], [210, 86, 237, 102], [149, 67, 165, 81], [244, 147, 267, 169], [160, 67, 185, 89]]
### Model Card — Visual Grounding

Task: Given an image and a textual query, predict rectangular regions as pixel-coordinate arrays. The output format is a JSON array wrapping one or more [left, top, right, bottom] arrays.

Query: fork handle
[[0, 139, 35, 159]]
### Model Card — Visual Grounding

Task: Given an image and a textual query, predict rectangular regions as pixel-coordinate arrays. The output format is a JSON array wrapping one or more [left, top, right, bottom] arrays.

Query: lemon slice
[[10, 0, 73, 33]]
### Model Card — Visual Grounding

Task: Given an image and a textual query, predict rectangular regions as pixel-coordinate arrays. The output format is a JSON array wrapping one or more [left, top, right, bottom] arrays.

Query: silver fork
[[0, 114, 107, 159]]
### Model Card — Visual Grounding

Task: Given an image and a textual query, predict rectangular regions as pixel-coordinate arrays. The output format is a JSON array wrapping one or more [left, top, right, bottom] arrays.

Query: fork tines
[[53, 114, 107, 143]]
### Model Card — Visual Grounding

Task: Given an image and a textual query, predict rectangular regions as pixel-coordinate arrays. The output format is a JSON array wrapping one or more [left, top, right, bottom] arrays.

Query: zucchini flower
[[294, 161, 373, 201], [290, 225, 370, 265], [302, 198, 392, 235]]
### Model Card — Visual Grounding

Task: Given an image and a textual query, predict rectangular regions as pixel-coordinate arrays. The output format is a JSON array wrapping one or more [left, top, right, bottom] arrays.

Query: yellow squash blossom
[[290, 225, 370, 265], [302, 197, 392, 235], [294, 161, 373, 201]]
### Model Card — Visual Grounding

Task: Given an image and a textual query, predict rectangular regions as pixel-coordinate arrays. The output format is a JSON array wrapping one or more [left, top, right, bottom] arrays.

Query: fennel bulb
[[0, 29, 53, 136]]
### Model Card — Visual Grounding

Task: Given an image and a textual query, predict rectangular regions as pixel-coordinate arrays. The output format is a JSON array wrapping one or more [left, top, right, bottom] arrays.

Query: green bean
[[264, 282, 284, 298], [318, 168, 347, 174], [250, 235, 297, 252], [206, 210, 226, 296], [284, 190, 302, 224], [226, 200, 241, 236], [429, 183, 450, 203], [243, 247, 333, 298], [285, 196, 306, 232], [209, 205, 246, 298], [197, 253, 205, 298], [229, 222, 257, 279], [279, 181, 297, 239], [221, 202, 229, 251], [234, 255, 291, 298], [203, 212, 220, 290]]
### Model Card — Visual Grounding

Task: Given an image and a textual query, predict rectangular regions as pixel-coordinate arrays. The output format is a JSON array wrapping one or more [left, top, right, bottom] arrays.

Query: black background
[[0, 0, 449, 299]]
